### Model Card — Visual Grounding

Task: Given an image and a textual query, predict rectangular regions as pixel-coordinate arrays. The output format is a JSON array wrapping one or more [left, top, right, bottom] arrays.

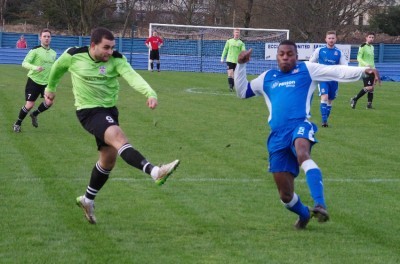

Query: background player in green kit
[[351, 32, 376, 109], [44, 27, 180, 224], [221, 29, 245, 92], [13, 29, 57, 132]]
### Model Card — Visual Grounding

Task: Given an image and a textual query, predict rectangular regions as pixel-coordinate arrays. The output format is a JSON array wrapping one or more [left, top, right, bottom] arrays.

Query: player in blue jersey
[[234, 40, 380, 229], [309, 31, 347, 127]]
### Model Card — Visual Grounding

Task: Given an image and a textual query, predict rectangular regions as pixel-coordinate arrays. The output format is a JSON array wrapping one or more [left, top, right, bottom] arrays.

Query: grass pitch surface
[[0, 65, 399, 263]]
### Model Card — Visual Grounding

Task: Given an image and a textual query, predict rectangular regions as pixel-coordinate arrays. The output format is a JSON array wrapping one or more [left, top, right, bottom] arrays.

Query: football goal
[[147, 23, 289, 74]]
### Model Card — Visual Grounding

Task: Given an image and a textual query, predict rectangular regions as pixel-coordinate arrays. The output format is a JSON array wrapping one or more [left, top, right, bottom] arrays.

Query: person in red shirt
[[145, 31, 163, 72], [16, 35, 28, 49]]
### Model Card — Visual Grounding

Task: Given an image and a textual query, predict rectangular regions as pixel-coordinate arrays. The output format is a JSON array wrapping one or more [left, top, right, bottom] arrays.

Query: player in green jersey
[[351, 32, 376, 109], [44, 27, 180, 224], [13, 29, 57, 132], [221, 29, 246, 92]]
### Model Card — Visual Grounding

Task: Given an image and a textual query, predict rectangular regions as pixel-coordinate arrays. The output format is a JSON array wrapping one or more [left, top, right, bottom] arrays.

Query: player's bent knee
[[104, 126, 129, 149]]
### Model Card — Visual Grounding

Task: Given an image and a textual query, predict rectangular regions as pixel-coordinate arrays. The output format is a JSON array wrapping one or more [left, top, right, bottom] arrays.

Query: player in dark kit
[[13, 29, 57, 132], [45, 27, 179, 224], [350, 32, 377, 109]]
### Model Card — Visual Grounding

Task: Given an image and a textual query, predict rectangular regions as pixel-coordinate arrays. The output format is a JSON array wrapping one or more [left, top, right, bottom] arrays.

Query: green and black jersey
[[357, 43, 375, 68], [45, 46, 157, 110], [221, 38, 246, 64], [22, 45, 57, 85]]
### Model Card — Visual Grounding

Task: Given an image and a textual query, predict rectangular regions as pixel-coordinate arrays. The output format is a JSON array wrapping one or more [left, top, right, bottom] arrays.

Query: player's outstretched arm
[[238, 48, 253, 64]]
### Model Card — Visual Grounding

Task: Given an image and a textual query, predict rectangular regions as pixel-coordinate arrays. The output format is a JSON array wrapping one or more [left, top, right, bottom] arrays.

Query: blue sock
[[302, 160, 326, 208], [283, 193, 310, 221], [306, 169, 326, 208], [320, 102, 328, 123], [326, 104, 332, 118]]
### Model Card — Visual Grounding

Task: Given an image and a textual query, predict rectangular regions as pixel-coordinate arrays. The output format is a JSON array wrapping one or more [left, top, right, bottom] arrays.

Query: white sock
[[84, 197, 94, 204], [150, 166, 160, 180]]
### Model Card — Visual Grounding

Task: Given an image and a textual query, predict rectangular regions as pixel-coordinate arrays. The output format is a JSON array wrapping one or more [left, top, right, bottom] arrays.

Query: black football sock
[[85, 162, 111, 200], [354, 89, 367, 100], [157, 63, 160, 70], [228, 77, 234, 88], [367, 92, 374, 103], [118, 143, 154, 174], [32, 102, 50, 116], [15, 106, 29, 125]]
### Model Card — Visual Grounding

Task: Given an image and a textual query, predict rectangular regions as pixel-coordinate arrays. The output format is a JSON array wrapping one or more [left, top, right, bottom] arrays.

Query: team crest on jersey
[[99, 66, 106, 75], [334, 51, 338, 55], [292, 68, 299, 74]]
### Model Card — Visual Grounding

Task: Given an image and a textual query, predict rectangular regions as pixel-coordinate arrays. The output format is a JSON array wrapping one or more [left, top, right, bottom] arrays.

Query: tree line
[[1, 0, 400, 43]]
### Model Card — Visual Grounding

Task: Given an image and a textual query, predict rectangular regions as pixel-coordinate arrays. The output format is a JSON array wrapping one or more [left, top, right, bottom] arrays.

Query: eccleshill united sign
[[265, 43, 351, 63]]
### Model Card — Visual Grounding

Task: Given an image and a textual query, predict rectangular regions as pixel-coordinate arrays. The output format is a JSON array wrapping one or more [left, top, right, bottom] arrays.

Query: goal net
[[148, 23, 289, 74]]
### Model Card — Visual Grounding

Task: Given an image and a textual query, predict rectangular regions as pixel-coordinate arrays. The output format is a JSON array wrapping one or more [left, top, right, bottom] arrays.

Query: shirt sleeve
[[221, 40, 229, 61], [117, 58, 157, 99], [45, 50, 71, 93], [357, 46, 368, 66], [234, 63, 266, 99], [305, 61, 367, 82], [22, 50, 38, 70], [309, 48, 320, 63]]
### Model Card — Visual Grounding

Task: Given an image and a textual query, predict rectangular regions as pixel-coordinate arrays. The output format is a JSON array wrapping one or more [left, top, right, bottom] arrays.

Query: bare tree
[[168, 0, 207, 25], [79, 0, 110, 35], [0, 0, 7, 25], [252, 0, 396, 42]]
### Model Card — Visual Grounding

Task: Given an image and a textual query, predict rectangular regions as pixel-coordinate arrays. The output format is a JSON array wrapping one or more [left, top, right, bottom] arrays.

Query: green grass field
[[0, 64, 399, 263]]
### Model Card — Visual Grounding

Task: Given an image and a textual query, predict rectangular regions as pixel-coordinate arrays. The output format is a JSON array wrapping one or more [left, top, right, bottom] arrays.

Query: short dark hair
[[91, 27, 115, 45], [40, 28, 51, 36], [278, 40, 297, 53], [367, 32, 375, 36]]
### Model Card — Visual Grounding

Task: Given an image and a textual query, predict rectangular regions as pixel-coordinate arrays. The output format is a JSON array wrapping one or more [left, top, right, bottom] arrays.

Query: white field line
[[185, 88, 235, 96], [111, 178, 400, 183], [4, 177, 398, 183]]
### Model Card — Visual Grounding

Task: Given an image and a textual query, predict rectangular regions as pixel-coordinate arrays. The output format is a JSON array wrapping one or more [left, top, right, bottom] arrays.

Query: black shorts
[[226, 62, 237, 70], [76, 107, 119, 149], [363, 73, 375, 87], [150, 50, 160, 60], [25, 77, 46, 101]]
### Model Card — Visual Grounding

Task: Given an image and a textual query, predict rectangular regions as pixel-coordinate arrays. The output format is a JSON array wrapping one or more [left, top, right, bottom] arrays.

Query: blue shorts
[[267, 121, 318, 177], [318, 81, 339, 100]]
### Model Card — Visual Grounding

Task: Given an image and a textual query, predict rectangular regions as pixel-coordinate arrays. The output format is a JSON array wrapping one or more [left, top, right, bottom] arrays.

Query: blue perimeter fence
[[1, 31, 400, 81]]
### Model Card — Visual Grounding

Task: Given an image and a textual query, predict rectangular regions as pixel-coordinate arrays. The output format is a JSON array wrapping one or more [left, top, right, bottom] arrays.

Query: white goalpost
[[147, 23, 289, 74]]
